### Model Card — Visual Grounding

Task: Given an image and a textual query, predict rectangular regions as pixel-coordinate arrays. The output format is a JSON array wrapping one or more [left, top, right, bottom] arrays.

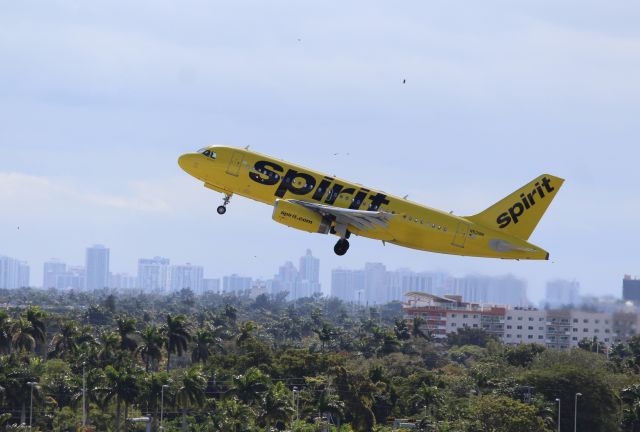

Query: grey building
[[85, 245, 110, 290]]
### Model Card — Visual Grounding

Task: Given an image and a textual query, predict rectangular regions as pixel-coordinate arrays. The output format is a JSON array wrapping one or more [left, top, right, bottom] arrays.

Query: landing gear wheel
[[334, 239, 350, 256], [217, 205, 227, 215]]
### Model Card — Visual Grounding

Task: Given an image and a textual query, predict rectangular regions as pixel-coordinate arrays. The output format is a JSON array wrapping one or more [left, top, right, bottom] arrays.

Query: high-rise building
[[0, 255, 30, 289], [545, 279, 580, 307], [43, 259, 67, 289], [298, 249, 321, 297], [138, 257, 171, 292], [170, 263, 204, 293], [623, 275, 640, 303], [222, 274, 252, 294], [364, 262, 387, 304], [202, 278, 221, 293], [272, 261, 298, 299], [331, 268, 365, 303], [449, 274, 528, 306], [109, 273, 137, 290], [56, 266, 85, 291], [85, 245, 110, 290]]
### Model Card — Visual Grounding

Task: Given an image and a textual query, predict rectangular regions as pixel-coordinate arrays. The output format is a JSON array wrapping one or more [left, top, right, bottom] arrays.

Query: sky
[[1, 1, 640, 303]]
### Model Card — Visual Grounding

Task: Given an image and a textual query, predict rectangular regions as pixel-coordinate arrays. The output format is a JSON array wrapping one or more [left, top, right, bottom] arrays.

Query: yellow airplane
[[178, 146, 563, 259]]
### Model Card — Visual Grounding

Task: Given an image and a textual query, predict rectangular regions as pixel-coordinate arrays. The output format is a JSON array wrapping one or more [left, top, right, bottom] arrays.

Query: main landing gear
[[332, 225, 351, 256], [217, 194, 232, 215], [334, 238, 350, 256]]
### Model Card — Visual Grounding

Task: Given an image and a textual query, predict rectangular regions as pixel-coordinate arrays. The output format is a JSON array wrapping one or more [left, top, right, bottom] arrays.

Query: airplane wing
[[288, 199, 394, 232]]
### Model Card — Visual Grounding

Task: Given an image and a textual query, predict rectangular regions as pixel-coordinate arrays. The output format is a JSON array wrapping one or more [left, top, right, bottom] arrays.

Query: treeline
[[0, 288, 640, 431]]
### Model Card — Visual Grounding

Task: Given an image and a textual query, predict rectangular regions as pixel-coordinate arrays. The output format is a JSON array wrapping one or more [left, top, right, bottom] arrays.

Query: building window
[[539, 318, 544, 321], [572, 337, 577, 341], [595, 329, 600, 333], [463, 314, 468, 318], [506, 334, 512, 338], [517, 317, 523, 321], [517, 334, 522, 338], [517, 325, 522, 330], [538, 335, 544, 339], [583, 319, 589, 323], [573, 319, 578, 323], [605, 329, 610, 333], [507, 316, 512, 320], [507, 325, 512, 329], [583, 328, 588, 332], [451, 323, 456, 327], [529, 317, 534, 321], [528, 335, 533, 339], [473, 324, 478, 328], [595, 320, 600, 324], [605, 338, 609, 342], [528, 326, 534, 330], [451, 314, 456, 318], [573, 328, 578, 332], [539, 327, 544, 331]]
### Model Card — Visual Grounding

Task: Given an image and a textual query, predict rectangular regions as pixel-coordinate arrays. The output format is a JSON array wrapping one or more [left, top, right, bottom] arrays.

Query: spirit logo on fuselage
[[496, 177, 555, 228], [249, 160, 389, 211]]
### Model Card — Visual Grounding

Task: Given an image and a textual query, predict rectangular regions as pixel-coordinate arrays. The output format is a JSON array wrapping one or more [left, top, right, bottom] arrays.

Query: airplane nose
[[178, 153, 199, 176]]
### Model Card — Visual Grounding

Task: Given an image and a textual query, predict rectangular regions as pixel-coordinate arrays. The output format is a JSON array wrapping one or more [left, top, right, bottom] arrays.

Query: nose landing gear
[[217, 194, 232, 215]]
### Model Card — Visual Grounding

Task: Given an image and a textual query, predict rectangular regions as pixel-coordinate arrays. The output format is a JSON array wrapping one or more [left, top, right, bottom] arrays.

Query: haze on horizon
[[2, 1, 640, 303]]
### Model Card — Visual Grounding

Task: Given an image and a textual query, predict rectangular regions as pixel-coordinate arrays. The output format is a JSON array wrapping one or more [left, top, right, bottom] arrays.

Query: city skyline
[[1, 244, 634, 306]]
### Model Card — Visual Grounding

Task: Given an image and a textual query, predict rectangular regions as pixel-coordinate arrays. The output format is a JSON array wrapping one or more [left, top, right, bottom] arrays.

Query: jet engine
[[272, 199, 331, 234]]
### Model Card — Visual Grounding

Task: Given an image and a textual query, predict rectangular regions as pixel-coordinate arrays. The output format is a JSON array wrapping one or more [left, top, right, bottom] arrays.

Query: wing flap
[[288, 199, 393, 232]]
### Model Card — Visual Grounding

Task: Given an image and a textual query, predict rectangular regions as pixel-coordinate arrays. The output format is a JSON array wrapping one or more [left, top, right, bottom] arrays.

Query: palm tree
[[11, 318, 36, 354], [163, 314, 191, 371], [175, 367, 207, 431], [49, 319, 80, 359], [137, 325, 163, 372], [314, 323, 338, 352], [215, 397, 253, 432], [25, 306, 46, 356], [116, 316, 139, 352], [230, 367, 269, 406], [0, 310, 12, 354], [260, 381, 294, 431], [191, 328, 216, 364], [236, 321, 256, 349], [103, 364, 141, 432], [98, 330, 121, 366], [622, 384, 640, 431], [411, 316, 431, 340]]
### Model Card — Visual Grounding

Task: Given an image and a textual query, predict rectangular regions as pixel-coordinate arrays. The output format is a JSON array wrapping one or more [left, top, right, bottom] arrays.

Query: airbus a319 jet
[[178, 146, 563, 260]]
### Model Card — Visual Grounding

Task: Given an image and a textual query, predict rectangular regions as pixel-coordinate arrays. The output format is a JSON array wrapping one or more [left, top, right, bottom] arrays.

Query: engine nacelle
[[272, 199, 331, 234]]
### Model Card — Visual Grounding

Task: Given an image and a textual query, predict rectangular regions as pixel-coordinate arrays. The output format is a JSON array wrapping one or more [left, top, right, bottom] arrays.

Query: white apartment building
[[404, 292, 637, 350]]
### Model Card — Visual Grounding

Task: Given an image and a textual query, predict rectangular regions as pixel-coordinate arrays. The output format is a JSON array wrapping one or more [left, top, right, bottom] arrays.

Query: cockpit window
[[197, 148, 217, 159]]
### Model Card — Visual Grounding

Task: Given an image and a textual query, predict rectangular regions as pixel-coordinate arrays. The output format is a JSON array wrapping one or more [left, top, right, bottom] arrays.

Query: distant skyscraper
[[0, 255, 30, 289], [364, 262, 387, 304], [138, 257, 170, 292], [331, 268, 365, 303], [545, 279, 580, 307], [623, 275, 640, 303], [109, 273, 137, 290], [170, 263, 204, 293], [43, 259, 66, 289], [449, 274, 528, 306], [272, 261, 298, 299], [297, 249, 321, 298], [222, 274, 252, 294], [56, 266, 85, 291], [85, 245, 110, 290], [202, 278, 221, 293]]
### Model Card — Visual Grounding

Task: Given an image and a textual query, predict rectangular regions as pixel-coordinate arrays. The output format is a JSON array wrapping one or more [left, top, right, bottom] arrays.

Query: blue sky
[[1, 1, 639, 302]]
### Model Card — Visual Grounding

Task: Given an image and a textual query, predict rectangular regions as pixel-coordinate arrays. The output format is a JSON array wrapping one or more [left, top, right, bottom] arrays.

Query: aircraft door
[[225, 151, 243, 176], [451, 222, 470, 248]]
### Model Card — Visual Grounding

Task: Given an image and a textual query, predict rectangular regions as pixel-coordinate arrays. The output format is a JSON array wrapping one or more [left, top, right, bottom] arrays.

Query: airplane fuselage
[[179, 146, 555, 260]]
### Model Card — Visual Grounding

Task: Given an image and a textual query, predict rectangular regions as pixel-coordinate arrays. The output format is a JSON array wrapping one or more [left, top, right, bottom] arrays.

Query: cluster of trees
[[0, 287, 640, 431]]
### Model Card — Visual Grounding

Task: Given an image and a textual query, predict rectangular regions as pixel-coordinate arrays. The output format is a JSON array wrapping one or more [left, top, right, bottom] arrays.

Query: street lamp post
[[555, 398, 561, 432], [160, 384, 169, 431], [27, 381, 37, 431], [293, 387, 299, 422], [82, 362, 87, 428], [574, 393, 582, 432]]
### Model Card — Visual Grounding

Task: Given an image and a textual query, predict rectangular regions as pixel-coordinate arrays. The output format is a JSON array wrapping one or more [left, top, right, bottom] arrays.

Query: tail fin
[[466, 174, 564, 240]]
